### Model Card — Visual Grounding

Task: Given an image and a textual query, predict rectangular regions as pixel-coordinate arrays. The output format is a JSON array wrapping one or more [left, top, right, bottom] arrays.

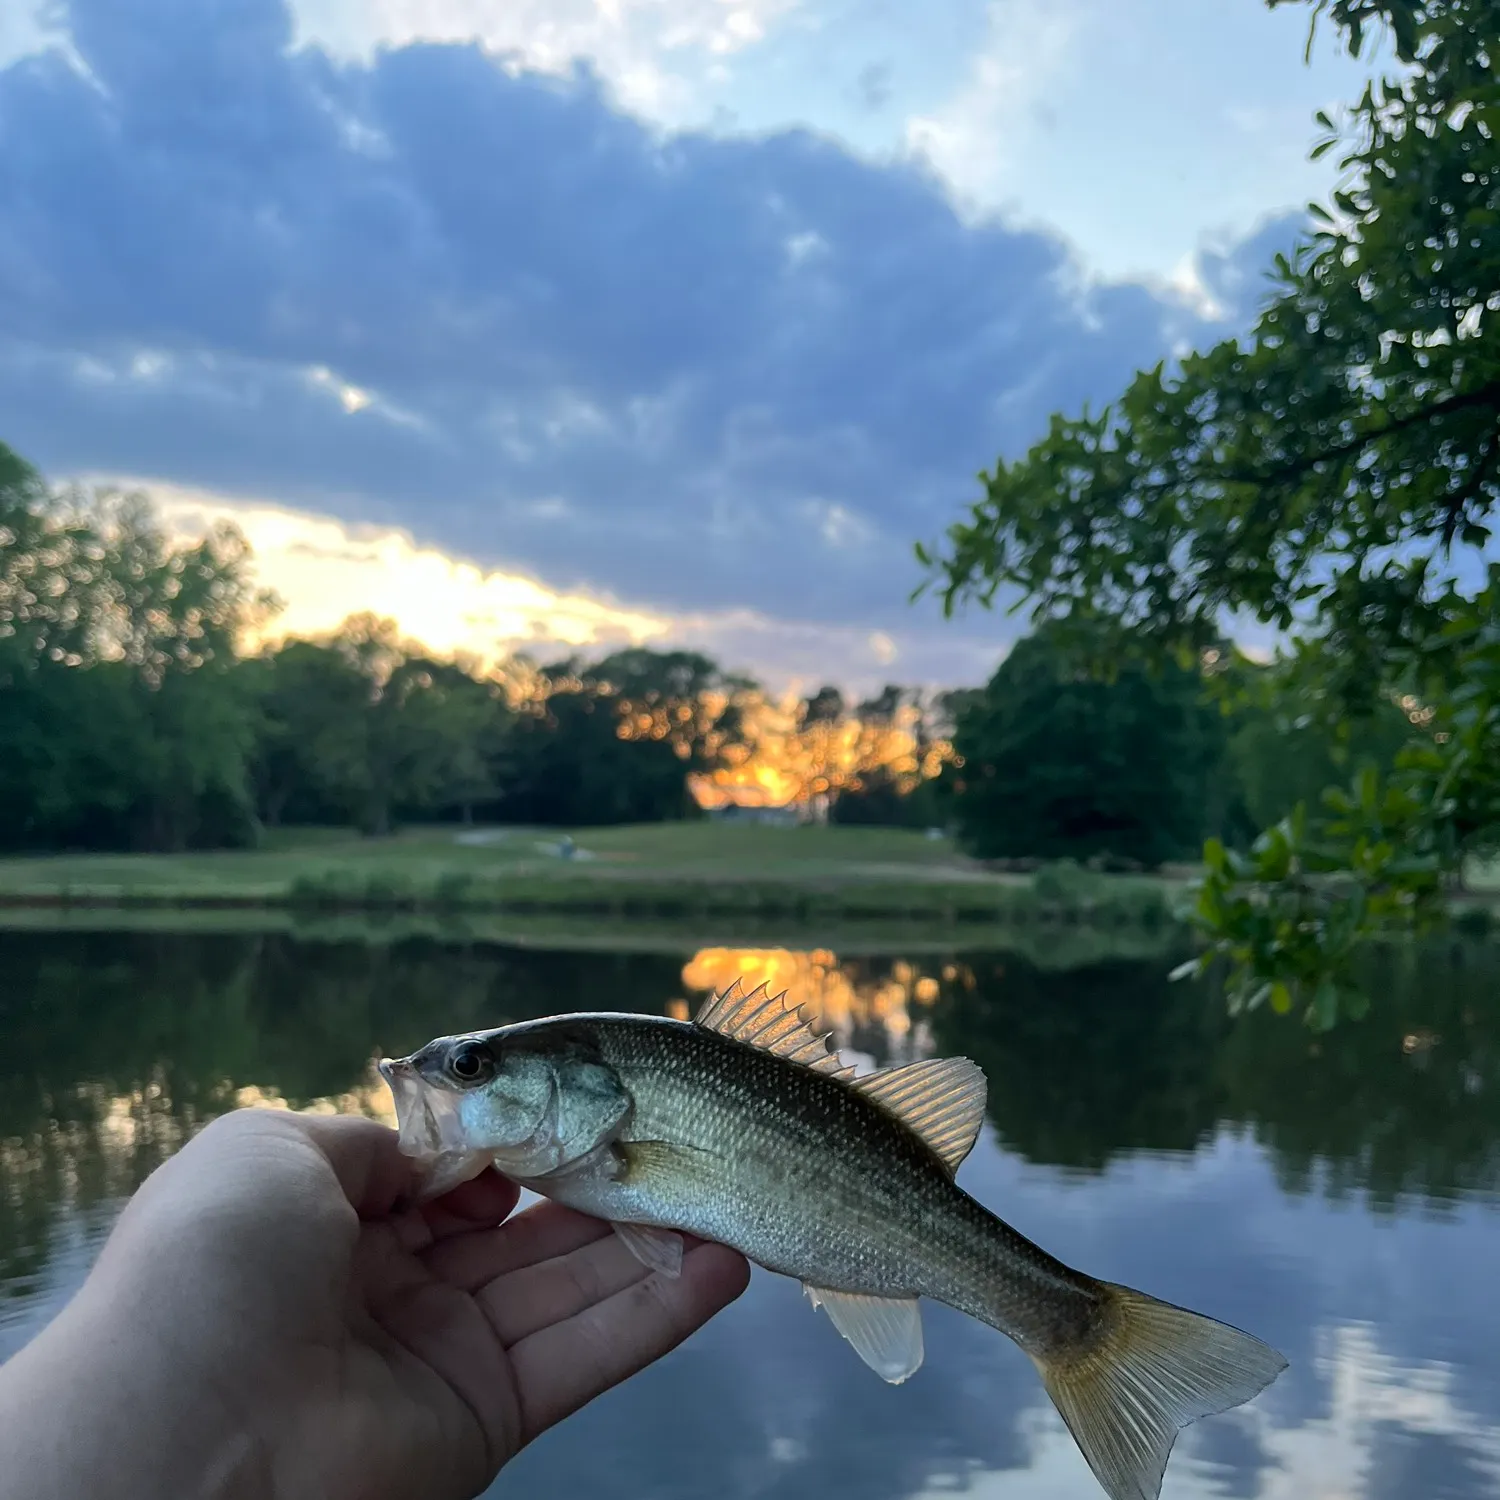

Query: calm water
[[2, 928, 1497, 1499]]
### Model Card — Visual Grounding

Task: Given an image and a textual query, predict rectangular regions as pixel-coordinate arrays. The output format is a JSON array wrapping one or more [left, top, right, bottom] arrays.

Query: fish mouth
[[378, 1055, 469, 1161]]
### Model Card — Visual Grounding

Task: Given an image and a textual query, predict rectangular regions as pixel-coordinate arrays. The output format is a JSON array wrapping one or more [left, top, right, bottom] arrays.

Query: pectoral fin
[[804, 1286, 924, 1384], [612, 1221, 685, 1278]]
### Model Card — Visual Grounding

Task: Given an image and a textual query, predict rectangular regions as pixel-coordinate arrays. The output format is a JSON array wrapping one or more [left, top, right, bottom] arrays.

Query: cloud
[[152, 481, 1009, 693], [904, 0, 1081, 214], [289, 0, 803, 118], [0, 0, 1282, 680]]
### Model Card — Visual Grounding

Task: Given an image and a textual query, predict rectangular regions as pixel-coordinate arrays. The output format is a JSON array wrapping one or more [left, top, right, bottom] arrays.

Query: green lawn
[[0, 821, 1185, 931], [0, 822, 982, 896]]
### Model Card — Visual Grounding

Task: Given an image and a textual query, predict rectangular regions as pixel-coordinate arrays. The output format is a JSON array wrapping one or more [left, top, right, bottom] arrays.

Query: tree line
[[2, 435, 1418, 868], [0, 443, 951, 852], [943, 621, 1415, 871]]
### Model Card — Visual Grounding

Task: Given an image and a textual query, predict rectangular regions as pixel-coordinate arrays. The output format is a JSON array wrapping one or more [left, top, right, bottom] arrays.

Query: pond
[[1, 927, 1496, 1499]]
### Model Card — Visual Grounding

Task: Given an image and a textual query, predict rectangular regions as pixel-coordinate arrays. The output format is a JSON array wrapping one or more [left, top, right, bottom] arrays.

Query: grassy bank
[[0, 903, 1195, 967], [0, 823, 1189, 934]]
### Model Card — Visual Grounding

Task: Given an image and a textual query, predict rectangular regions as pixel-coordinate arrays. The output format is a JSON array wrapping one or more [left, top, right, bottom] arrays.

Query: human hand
[[0, 1107, 749, 1500]]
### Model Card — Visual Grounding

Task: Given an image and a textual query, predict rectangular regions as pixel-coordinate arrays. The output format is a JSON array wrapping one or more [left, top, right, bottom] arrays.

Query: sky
[[0, 0, 1381, 691]]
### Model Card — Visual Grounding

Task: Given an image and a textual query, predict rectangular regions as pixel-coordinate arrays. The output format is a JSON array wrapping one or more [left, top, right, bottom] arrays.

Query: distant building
[[706, 803, 802, 828]]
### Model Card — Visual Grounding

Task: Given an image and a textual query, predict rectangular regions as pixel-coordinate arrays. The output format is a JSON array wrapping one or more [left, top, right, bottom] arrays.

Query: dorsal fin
[[852, 1057, 988, 1175], [694, 979, 856, 1079]]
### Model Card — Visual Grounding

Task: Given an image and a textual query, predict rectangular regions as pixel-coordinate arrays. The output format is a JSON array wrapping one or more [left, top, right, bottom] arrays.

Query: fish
[[378, 980, 1287, 1500]]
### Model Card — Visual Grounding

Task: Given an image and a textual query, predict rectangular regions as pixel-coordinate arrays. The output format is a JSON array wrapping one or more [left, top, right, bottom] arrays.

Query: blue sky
[[0, 0, 1378, 689]]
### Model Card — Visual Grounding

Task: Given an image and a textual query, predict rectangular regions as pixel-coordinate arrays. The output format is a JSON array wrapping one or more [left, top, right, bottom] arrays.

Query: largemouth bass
[[379, 981, 1286, 1500]]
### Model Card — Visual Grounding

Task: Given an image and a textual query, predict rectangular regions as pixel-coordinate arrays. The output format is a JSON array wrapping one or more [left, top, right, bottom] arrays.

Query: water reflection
[[0, 929, 1496, 1497]]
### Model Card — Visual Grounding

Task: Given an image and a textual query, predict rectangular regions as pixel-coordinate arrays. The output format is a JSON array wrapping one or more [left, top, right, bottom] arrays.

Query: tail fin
[[1032, 1282, 1287, 1500]]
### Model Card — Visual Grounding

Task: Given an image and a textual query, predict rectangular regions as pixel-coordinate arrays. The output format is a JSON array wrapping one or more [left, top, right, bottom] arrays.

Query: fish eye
[[448, 1040, 494, 1085]]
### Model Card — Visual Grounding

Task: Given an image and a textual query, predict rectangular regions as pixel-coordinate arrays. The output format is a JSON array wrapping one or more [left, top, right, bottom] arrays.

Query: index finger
[[292, 1112, 423, 1217], [508, 1242, 750, 1443]]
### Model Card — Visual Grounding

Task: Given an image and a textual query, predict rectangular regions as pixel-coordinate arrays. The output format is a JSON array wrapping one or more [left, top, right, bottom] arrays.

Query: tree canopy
[[919, 0, 1499, 1024], [0, 443, 271, 850], [947, 623, 1232, 868], [1, 443, 963, 846]]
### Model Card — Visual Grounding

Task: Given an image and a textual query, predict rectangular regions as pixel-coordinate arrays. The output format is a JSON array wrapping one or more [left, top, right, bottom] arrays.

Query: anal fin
[[805, 1285, 924, 1384], [613, 1221, 685, 1279]]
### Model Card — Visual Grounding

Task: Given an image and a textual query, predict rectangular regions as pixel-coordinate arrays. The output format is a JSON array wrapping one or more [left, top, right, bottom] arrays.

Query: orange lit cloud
[[122, 481, 1007, 695]]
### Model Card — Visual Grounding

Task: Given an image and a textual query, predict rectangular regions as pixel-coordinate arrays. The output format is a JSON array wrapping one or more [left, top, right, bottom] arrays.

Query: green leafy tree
[[500, 680, 698, 825], [246, 640, 369, 827], [1224, 659, 1415, 832], [582, 647, 754, 769], [489, 648, 755, 826], [947, 625, 1226, 867], [252, 617, 512, 836], [830, 686, 949, 827], [0, 448, 268, 850], [919, 0, 1499, 1022]]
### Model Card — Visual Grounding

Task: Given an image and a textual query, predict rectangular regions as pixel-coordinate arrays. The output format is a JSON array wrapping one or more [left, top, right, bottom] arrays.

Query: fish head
[[379, 1024, 632, 1178]]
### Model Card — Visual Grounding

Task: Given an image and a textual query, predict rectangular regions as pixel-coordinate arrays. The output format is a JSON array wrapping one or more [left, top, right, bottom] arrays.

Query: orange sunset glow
[[687, 696, 953, 812]]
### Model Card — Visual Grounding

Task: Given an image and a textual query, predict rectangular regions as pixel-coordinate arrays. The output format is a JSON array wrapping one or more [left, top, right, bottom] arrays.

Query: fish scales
[[564, 1013, 1095, 1351], [379, 982, 1288, 1500]]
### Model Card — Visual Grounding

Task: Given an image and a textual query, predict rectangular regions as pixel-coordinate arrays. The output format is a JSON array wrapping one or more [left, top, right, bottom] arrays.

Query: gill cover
[[380, 1028, 634, 1187]]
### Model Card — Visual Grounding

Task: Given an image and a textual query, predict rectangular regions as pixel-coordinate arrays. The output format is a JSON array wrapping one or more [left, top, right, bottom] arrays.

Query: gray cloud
[[0, 0, 1300, 651]]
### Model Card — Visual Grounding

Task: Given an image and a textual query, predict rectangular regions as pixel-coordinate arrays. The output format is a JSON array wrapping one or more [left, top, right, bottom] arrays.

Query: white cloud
[[904, 0, 1081, 219], [289, 0, 804, 118], [137, 481, 1005, 692], [0, 1, 60, 69], [146, 480, 672, 658]]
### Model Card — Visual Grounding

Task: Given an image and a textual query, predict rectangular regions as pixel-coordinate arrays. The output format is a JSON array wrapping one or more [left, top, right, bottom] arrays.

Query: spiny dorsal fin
[[852, 1057, 987, 1174], [694, 979, 856, 1079]]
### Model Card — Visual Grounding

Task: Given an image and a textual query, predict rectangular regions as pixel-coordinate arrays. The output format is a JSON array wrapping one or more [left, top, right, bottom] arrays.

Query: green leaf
[[1311, 978, 1340, 1031]]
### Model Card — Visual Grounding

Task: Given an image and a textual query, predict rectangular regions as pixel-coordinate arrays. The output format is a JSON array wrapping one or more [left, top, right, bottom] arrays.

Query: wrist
[[0, 1279, 270, 1500]]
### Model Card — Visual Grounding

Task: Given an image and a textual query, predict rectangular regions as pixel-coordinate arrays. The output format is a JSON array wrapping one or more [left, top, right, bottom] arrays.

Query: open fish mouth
[[378, 1056, 468, 1161]]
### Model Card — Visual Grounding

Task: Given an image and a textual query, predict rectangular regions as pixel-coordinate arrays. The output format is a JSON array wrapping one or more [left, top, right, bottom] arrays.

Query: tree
[[252, 617, 513, 836], [0, 448, 268, 850], [581, 647, 753, 770], [696, 683, 952, 819], [918, 0, 1499, 1023], [499, 680, 697, 825], [1224, 659, 1414, 833], [829, 686, 949, 827], [486, 648, 757, 826], [947, 625, 1224, 867]]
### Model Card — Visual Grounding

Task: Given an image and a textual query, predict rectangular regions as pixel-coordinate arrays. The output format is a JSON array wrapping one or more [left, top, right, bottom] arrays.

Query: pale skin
[[0, 1108, 750, 1500]]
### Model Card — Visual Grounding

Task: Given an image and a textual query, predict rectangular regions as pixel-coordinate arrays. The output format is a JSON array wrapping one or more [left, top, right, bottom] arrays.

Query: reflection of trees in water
[[0, 932, 686, 1285], [3, 929, 1500, 1290], [929, 951, 1230, 1169], [679, 948, 946, 1066], [931, 942, 1500, 1208], [1215, 943, 1500, 1210]]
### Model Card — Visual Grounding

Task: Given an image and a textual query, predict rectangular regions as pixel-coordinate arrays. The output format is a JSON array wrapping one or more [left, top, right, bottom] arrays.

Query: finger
[[476, 1230, 656, 1346], [353, 1234, 516, 1494], [509, 1243, 750, 1444], [425, 1200, 614, 1291], [294, 1113, 421, 1218], [421, 1170, 521, 1241]]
